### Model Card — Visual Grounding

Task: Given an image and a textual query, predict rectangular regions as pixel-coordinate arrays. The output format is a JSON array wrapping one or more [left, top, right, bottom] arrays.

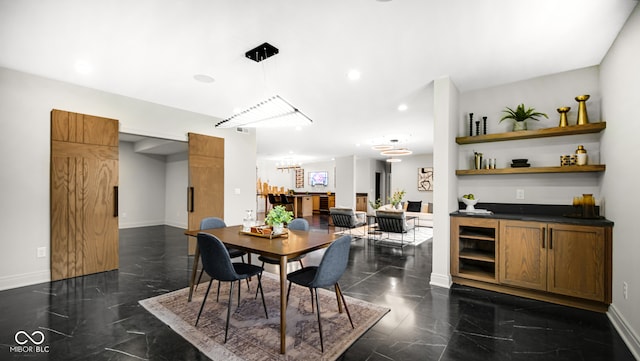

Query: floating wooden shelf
[[456, 122, 606, 145], [456, 164, 605, 175]]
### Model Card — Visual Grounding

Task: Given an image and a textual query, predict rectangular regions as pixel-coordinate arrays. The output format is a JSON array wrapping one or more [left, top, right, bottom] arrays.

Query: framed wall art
[[418, 167, 433, 191]]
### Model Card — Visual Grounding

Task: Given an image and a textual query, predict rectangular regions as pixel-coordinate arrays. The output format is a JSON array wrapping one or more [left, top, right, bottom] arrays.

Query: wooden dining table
[[184, 225, 338, 354]]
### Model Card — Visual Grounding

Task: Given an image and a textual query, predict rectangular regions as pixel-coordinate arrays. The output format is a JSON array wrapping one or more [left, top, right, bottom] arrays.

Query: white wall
[[335, 156, 356, 209], [165, 153, 188, 228], [118, 141, 167, 228], [600, 4, 640, 358], [0, 67, 256, 290], [390, 153, 434, 206], [458, 66, 602, 205]]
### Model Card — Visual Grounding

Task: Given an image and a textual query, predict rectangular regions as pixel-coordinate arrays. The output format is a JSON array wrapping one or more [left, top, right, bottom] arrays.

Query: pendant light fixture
[[215, 42, 313, 129]]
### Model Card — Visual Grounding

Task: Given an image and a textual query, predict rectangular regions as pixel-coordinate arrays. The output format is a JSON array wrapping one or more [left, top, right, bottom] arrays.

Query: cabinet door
[[499, 220, 547, 291], [547, 224, 606, 302]]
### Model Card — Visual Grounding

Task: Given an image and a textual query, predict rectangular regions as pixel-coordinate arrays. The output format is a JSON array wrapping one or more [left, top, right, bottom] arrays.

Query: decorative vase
[[575, 95, 590, 125], [273, 223, 284, 235], [482, 116, 487, 134], [469, 113, 474, 136], [557, 107, 570, 127], [513, 121, 527, 131]]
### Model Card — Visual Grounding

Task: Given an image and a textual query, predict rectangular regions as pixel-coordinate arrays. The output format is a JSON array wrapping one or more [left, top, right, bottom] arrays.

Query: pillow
[[406, 201, 422, 212]]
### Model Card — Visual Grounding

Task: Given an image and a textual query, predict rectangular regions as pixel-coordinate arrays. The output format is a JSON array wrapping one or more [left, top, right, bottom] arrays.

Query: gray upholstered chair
[[195, 233, 268, 343], [257, 218, 309, 269], [286, 235, 354, 352], [375, 209, 416, 246], [197, 217, 248, 298], [329, 207, 366, 238]]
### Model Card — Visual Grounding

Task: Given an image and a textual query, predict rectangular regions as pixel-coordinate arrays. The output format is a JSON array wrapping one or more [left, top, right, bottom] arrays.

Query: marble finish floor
[[0, 220, 634, 360]]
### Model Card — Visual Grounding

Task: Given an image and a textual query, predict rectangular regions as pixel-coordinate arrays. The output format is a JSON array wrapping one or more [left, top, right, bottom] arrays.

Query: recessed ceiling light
[[75, 60, 93, 75], [193, 74, 215, 83], [398, 104, 408, 111], [347, 69, 361, 81], [386, 158, 402, 163]]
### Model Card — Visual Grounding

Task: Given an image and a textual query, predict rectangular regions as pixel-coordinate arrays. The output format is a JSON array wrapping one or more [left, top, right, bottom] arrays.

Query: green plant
[[369, 198, 382, 210], [264, 205, 293, 226], [499, 103, 548, 123], [390, 189, 406, 207]]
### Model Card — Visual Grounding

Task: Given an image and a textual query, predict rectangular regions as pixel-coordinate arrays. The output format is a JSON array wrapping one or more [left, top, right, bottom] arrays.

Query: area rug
[[337, 225, 433, 246], [139, 272, 389, 361]]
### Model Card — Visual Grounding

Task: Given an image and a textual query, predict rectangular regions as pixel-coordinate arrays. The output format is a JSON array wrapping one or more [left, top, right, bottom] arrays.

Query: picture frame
[[418, 167, 433, 191]]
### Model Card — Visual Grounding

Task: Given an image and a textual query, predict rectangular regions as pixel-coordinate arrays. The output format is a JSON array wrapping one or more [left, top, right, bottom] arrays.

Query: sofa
[[378, 201, 433, 227]]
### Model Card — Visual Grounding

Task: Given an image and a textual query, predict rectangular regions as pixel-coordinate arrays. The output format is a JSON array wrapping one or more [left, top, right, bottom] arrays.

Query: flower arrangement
[[264, 205, 293, 226], [390, 189, 406, 207]]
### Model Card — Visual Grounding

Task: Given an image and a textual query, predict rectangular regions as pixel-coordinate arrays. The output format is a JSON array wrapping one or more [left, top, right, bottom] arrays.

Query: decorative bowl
[[461, 197, 478, 211]]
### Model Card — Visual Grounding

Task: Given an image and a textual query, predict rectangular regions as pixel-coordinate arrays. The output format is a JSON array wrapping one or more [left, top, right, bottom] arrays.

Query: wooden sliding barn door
[[187, 133, 224, 254], [50, 109, 119, 281]]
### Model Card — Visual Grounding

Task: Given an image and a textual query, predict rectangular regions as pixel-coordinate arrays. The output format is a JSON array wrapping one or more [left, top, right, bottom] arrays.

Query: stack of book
[[511, 159, 530, 168]]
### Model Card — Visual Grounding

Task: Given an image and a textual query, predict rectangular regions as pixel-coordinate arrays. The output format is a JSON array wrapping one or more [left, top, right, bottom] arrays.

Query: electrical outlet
[[623, 282, 628, 300], [516, 189, 525, 200], [37, 247, 46, 258]]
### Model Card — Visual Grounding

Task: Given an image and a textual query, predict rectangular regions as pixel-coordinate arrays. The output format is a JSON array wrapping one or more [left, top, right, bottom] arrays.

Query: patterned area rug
[[337, 225, 433, 246], [139, 272, 389, 361]]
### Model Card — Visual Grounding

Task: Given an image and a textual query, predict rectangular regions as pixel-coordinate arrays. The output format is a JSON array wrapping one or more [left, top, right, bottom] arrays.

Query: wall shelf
[[456, 164, 606, 175], [456, 122, 606, 145]]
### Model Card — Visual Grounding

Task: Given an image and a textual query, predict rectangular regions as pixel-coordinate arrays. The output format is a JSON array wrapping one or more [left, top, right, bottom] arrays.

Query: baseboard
[[0, 270, 50, 291], [164, 220, 188, 229], [119, 219, 168, 229], [430, 272, 452, 289], [608, 304, 640, 360]]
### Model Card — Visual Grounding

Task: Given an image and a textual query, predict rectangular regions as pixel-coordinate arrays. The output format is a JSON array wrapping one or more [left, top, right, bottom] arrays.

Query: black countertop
[[450, 202, 614, 227]]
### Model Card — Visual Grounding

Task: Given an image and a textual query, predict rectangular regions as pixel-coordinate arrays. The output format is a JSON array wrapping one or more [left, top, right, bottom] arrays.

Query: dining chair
[[286, 234, 354, 352], [196, 217, 249, 300], [279, 193, 294, 212], [195, 232, 268, 343], [267, 193, 280, 211], [257, 218, 309, 269]]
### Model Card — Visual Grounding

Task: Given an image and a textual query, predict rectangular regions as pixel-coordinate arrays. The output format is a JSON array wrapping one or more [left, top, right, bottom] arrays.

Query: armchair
[[375, 209, 416, 246], [329, 207, 366, 238]]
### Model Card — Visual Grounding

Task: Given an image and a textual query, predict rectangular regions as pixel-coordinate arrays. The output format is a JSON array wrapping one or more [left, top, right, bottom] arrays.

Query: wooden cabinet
[[499, 220, 609, 302], [451, 215, 612, 312], [451, 217, 499, 283], [356, 194, 368, 212]]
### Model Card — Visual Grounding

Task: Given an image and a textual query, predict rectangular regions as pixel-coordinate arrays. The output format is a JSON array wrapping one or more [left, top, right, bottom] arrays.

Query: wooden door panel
[[187, 133, 224, 255], [548, 225, 605, 301], [50, 109, 118, 281], [499, 220, 546, 291], [82, 158, 119, 275]]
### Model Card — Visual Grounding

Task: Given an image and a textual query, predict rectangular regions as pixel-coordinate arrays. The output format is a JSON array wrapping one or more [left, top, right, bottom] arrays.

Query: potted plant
[[369, 198, 382, 210], [390, 189, 406, 210], [264, 205, 294, 234], [499, 103, 548, 131]]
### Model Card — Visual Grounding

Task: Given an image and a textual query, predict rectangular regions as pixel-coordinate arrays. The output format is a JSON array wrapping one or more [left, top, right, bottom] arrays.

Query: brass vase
[[575, 95, 590, 125], [557, 107, 570, 127]]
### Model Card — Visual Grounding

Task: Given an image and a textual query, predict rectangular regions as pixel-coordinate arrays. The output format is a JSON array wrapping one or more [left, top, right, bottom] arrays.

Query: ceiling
[[1, 0, 636, 161]]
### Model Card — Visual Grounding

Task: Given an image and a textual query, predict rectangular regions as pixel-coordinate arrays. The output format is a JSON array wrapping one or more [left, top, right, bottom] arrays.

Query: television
[[309, 171, 329, 186]]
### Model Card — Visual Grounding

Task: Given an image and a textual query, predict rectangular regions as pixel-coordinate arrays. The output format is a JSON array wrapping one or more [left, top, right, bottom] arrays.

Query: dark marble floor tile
[[0, 219, 635, 361]]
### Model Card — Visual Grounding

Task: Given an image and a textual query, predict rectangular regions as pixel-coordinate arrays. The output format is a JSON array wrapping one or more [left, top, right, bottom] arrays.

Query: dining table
[[184, 225, 338, 354]]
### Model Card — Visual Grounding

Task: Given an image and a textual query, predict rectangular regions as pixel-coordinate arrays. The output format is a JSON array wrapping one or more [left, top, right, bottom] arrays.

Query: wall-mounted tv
[[309, 171, 329, 186]]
